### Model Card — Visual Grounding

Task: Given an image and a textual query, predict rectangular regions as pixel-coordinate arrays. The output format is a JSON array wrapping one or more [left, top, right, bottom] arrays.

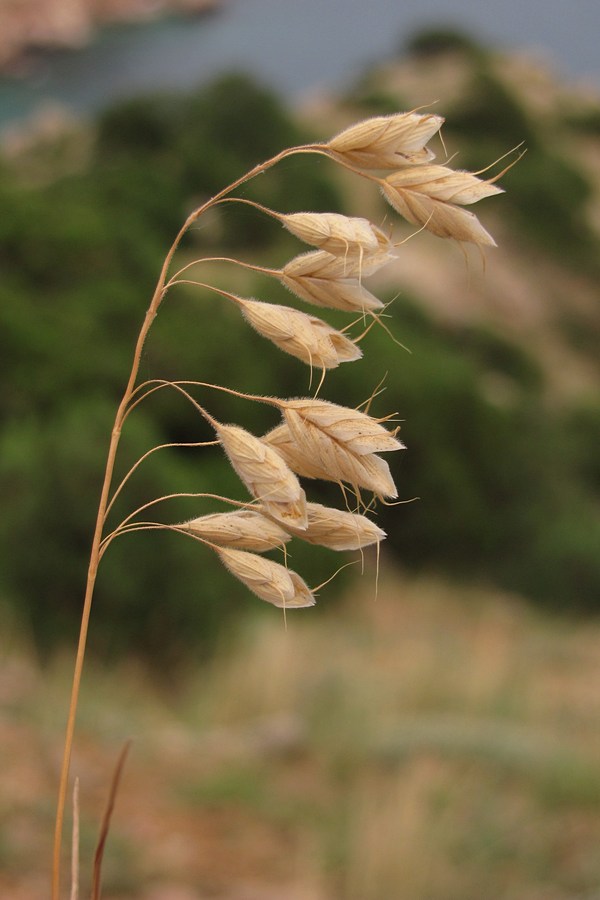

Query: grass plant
[[49, 109, 510, 897]]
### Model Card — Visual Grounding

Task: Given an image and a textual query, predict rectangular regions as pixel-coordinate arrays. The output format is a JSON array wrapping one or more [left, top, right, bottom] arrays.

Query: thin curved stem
[[104, 439, 218, 523], [100, 520, 221, 555], [122, 377, 279, 413], [101, 521, 188, 553], [101, 491, 252, 555], [118, 376, 224, 434], [119, 381, 179, 424], [166, 256, 278, 288], [51, 210, 190, 900], [52, 139, 328, 900]]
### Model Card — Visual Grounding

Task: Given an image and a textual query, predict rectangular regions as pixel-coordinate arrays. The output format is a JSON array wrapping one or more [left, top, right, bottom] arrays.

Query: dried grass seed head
[[182, 510, 291, 551], [282, 398, 404, 456], [238, 297, 361, 369], [280, 212, 393, 258], [284, 248, 394, 281], [268, 422, 399, 498], [279, 399, 403, 498], [215, 546, 315, 608], [283, 501, 387, 551], [385, 165, 504, 205], [326, 111, 444, 169], [216, 423, 308, 529], [263, 420, 399, 500], [381, 165, 502, 246], [281, 269, 384, 314], [280, 250, 387, 313], [263, 423, 337, 482], [381, 186, 497, 246]]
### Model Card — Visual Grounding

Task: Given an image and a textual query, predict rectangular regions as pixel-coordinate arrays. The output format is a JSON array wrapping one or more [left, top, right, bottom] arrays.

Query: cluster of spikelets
[[167, 110, 505, 612], [51, 109, 510, 899]]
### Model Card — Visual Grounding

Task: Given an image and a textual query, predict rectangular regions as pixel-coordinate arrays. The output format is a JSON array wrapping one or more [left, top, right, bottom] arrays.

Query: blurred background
[[1, 1, 600, 897]]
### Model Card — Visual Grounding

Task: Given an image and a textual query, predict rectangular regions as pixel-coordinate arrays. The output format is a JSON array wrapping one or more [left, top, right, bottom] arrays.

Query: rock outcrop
[[0, 0, 222, 69]]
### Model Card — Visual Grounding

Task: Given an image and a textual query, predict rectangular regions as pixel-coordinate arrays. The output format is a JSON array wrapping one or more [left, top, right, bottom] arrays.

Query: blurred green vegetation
[[1, 64, 600, 668], [350, 298, 600, 611], [0, 74, 346, 667]]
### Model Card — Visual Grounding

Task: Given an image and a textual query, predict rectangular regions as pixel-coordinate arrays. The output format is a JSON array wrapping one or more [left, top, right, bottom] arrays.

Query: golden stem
[[50, 141, 323, 900]]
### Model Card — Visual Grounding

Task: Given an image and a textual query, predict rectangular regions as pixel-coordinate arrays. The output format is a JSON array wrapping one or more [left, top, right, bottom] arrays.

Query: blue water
[[0, 0, 598, 128]]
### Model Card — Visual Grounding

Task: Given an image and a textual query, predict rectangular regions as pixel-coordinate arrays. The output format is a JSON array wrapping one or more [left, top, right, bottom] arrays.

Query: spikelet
[[279, 212, 393, 258], [216, 422, 308, 529], [381, 165, 503, 246], [386, 165, 504, 205], [280, 399, 402, 497], [282, 398, 404, 455], [263, 423, 336, 481], [182, 510, 291, 552], [281, 269, 384, 313], [326, 111, 444, 169], [237, 297, 361, 368], [281, 501, 386, 551], [215, 546, 315, 608], [284, 249, 395, 280], [263, 422, 399, 499], [280, 250, 387, 312]]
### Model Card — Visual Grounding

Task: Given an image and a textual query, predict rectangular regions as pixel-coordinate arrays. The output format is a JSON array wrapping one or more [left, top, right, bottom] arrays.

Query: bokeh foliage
[[1, 65, 600, 668]]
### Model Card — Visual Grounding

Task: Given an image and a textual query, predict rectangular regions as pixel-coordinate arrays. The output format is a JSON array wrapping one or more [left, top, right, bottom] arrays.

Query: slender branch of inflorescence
[[103, 439, 219, 523], [100, 492, 254, 555]]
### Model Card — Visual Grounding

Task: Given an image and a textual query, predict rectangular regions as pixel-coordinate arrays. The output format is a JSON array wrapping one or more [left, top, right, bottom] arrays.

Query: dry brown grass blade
[[91, 741, 132, 900]]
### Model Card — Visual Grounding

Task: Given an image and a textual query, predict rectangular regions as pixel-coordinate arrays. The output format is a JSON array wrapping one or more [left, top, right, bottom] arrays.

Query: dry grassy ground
[[2, 565, 600, 899]]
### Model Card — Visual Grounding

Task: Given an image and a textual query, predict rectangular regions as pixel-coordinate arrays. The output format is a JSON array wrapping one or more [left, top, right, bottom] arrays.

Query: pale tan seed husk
[[238, 298, 361, 368], [281, 272, 384, 313], [287, 570, 316, 607], [216, 423, 308, 529], [385, 166, 504, 204], [327, 112, 444, 169], [279, 249, 390, 312], [215, 546, 315, 608], [279, 397, 403, 498], [380, 183, 497, 246], [285, 411, 398, 496], [182, 510, 290, 551], [263, 423, 398, 499], [380, 165, 502, 246], [283, 501, 386, 551], [280, 212, 393, 257], [357, 452, 399, 499], [263, 424, 335, 481], [282, 399, 404, 455], [260, 490, 308, 531], [284, 248, 394, 281]]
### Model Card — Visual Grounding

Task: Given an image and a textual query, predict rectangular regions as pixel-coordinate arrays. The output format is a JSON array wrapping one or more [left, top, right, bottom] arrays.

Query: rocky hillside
[[0, 0, 221, 69]]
